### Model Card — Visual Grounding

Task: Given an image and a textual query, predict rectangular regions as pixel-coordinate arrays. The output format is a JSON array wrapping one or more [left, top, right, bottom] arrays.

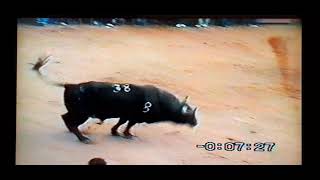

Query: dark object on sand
[[32, 56, 198, 144], [88, 158, 107, 165]]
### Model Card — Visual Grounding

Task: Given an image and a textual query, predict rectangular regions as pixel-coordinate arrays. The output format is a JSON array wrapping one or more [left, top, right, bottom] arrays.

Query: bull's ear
[[182, 96, 189, 104]]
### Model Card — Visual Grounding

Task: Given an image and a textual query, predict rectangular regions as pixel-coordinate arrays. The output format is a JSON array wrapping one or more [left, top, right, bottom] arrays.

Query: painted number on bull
[[123, 84, 131, 92], [112, 84, 121, 93], [112, 84, 131, 93], [143, 102, 152, 113]]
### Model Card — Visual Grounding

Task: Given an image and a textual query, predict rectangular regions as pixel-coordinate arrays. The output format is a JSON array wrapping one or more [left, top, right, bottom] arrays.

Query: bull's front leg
[[111, 118, 127, 136], [61, 113, 92, 144], [71, 126, 93, 144], [123, 121, 137, 138]]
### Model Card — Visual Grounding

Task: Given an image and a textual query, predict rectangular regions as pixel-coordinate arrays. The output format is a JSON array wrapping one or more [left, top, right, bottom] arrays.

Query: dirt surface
[[16, 24, 301, 165]]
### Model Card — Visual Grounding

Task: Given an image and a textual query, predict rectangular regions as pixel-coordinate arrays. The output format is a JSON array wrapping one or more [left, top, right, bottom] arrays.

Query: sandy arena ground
[[16, 24, 301, 165]]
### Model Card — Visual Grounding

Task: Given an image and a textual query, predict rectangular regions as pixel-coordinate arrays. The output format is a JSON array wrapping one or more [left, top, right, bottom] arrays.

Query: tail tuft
[[32, 55, 51, 72], [32, 55, 65, 87]]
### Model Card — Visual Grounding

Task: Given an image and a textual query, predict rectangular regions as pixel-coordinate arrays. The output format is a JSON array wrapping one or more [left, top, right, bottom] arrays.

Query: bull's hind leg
[[61, 113, 92, 144], [123, 121, 137, 138], [111, 118, 127, 136]]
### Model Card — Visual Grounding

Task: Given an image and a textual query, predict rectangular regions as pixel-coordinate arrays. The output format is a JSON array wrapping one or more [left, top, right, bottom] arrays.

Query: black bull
[[32, 57, 198, 144], [62, 82, 198, 143]]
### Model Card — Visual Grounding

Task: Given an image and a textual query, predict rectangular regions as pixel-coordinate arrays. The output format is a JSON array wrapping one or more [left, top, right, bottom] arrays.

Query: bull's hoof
[[111, 131, 120, 136], [123, 132, 137, 139], [123, 136, 134, 139], [80, 137, 93, 144]]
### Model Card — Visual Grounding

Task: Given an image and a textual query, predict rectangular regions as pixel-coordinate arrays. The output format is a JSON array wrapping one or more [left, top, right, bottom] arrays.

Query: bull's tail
[[32, 55, 65, 87]]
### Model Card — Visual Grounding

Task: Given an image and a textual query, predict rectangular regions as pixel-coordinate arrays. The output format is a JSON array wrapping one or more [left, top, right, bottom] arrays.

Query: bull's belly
[[91, 108, 144, 120], [91, 110, 161, 124]]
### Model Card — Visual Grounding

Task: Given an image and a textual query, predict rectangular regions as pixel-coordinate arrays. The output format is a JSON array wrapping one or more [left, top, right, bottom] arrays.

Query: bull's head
[[179, 96, 198, 127]]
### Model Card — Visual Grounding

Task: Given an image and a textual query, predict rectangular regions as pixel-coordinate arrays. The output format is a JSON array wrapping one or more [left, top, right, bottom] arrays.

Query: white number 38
[[112, 84, 131, 93]]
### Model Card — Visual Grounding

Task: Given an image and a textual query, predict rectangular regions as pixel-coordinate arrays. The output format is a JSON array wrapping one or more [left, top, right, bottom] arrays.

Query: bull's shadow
[[56, 124, 143, 145], [49, 132, 136, 147]]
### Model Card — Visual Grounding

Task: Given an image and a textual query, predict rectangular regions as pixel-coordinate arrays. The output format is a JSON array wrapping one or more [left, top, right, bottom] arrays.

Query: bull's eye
[[182, 105, 188, 114]]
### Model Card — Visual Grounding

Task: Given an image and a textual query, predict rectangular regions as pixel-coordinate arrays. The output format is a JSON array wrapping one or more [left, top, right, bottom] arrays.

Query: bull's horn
[[193, 107, 198, 114], [182, 96, 189, 103], [193, 107, 199, 117]]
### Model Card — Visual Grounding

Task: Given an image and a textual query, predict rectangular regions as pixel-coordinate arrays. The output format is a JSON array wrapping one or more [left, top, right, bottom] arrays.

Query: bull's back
[[81, 81, 147, 118], [64, 81, 171, 122]]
